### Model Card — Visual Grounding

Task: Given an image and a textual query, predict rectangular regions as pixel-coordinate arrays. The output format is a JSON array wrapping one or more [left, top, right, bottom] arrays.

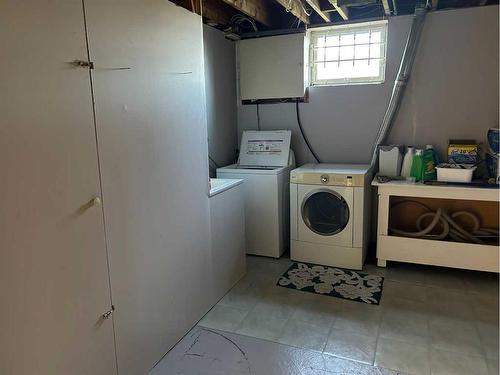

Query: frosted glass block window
[[309, 20, 388, 86]]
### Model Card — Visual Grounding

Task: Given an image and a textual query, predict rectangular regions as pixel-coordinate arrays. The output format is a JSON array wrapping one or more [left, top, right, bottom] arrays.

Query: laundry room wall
[[238, 15, 413, 165], [203, 25, 239, 175], [237, 6, 499, 165], [388, 6, 499, 158]]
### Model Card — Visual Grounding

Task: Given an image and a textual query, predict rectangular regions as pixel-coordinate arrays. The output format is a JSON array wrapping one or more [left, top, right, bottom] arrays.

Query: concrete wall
[[238, 6, 499, 165], [203, 25, 238, 175]]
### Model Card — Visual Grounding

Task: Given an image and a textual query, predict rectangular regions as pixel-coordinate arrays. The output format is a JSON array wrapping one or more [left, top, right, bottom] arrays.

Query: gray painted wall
[[389, 6, 499, 160], [203, 25, 238, 175], [238, 6, 499, 165]]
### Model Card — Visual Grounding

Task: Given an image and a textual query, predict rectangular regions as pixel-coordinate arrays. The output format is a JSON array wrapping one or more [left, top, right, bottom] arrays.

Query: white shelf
[[373, 179, 499, 272], [372, 180, 499, 201], [378, 235, 499, 272]]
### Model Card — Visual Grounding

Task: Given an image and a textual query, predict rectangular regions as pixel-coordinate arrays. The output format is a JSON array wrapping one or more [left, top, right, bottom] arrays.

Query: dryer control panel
[[290, 164, 370, 187], [292, 173, 361, 186]]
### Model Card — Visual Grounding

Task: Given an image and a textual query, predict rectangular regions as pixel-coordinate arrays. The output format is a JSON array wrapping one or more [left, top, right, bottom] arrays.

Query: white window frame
[[308, 20, 388, 87]]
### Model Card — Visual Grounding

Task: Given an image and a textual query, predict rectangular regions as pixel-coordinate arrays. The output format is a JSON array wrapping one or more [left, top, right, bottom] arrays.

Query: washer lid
[[239, 130, 291, 168], [217, 164, 288, 175]]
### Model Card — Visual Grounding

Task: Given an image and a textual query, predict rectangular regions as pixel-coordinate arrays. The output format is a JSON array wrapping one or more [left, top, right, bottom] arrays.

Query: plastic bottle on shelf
[[401, 146, 414, 178], [422, 145, 437, 181], [410, 149, 424, 181]]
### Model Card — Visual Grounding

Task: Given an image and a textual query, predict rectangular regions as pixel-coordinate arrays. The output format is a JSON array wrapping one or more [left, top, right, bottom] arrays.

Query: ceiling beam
[[380, 0, 391, 15], [201, 0, 238, 26], [171, 0, 201, 14], [304, 0, 332, 22], [328, 0, 349, 20], [274, 0, 310, 25], [220, 0, 274, 27]]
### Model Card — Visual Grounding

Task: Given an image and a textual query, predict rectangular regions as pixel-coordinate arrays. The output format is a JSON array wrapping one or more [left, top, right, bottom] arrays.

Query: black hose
[[296, 101, 320, 163]]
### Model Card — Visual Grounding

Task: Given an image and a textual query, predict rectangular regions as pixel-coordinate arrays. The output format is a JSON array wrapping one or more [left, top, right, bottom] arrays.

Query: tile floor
[[151, 325, 404, 375], [196, 255, 499, 375]]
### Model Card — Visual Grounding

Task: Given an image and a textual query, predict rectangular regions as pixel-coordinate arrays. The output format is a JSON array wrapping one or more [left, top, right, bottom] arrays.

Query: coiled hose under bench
[[389, 201, 499, 245]]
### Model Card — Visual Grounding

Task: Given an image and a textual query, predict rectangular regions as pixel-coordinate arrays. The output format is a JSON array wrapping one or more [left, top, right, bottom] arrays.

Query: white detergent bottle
[[401, 146, 414, 178]]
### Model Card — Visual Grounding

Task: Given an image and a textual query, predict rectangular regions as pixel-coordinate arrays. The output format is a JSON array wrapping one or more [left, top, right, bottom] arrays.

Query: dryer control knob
[[320, 175, 329, 184]]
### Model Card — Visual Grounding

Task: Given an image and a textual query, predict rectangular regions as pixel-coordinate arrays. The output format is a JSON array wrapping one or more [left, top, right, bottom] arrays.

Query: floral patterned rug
[[277, 262, 384, 305]]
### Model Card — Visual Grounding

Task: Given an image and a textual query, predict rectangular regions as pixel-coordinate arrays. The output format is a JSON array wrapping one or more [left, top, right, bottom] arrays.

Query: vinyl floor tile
[[277, 318, 331, 351], [324, 329, 377, 364], [199, 305, 249, 332], [430, 349, 489, 375], [374, 337, 430, 375], [193, 257, 497, 375]]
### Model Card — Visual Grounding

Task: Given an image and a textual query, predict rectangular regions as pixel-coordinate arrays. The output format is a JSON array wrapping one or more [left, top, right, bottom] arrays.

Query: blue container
[[487, 128, 499, 154], [486, 153, 499, 178]]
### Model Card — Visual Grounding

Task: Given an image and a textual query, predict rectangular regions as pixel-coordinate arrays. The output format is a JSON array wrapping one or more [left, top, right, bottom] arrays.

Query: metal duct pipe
[[369, 3, 428, 169]]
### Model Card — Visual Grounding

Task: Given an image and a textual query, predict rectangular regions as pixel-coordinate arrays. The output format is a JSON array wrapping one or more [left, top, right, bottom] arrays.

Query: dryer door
[[297, 185, 353, 247]]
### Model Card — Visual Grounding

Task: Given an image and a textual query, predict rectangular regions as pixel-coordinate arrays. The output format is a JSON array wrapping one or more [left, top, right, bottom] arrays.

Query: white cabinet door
[[84, 1, 213, 374], [0, 1, 116, 375]]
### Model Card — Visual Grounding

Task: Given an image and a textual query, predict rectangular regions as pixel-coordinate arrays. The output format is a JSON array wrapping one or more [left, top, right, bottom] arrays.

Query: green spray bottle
[[422, 145, 437, 181], [410, 149, 424, 181]]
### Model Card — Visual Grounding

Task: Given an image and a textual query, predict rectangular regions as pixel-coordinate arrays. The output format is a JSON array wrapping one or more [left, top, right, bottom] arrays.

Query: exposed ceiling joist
[[221, 0, 274, 27], [304, 0, 332, 22], [274, 0, 310, 25], [201, 0, 238, 25], [191, 0, 202, 14], [328, 0, 349, 20], [380, 0, 391, 15]]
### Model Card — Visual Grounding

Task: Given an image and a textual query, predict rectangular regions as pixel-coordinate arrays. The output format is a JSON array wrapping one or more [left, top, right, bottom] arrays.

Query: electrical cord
[[208, 155, 220, 168], [298, 0, 313, 16], [230, 14, 258, 32], [295, 101, 321, 163], [256, 103, 261, 130]]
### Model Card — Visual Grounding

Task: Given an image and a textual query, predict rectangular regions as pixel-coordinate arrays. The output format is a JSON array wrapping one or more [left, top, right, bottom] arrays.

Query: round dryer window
[[301, 190, 350, 236]]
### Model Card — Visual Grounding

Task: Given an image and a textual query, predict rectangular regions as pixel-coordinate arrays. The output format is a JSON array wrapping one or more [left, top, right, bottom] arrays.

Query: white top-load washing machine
[[290, 164, 372, 270], [217, 130, 295, 258]]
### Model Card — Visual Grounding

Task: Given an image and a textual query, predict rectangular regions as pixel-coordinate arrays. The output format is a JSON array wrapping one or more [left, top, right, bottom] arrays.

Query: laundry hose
[[388, 200, 499, 244]]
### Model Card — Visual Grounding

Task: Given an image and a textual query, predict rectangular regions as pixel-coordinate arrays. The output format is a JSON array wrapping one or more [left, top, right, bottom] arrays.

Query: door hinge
[[102, 305, 115, 320], [71, 59, 94, 69]]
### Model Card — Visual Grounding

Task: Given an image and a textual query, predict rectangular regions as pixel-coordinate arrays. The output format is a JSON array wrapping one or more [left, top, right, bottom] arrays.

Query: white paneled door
[[0, 1, 117, 374], [84, 1, 213, 374]]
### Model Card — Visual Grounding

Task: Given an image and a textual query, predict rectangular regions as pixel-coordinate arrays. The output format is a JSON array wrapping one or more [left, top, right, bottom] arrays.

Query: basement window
[[308, 20, 388, 86]]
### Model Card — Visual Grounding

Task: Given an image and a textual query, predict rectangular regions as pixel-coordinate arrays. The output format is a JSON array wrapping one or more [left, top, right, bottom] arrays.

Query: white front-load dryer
[[290, 164, 371, 270], [297, 184, 353, 247]]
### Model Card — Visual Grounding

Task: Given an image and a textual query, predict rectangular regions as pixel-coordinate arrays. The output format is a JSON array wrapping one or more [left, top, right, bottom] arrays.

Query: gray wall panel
[[203, 26, 238, 172]]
